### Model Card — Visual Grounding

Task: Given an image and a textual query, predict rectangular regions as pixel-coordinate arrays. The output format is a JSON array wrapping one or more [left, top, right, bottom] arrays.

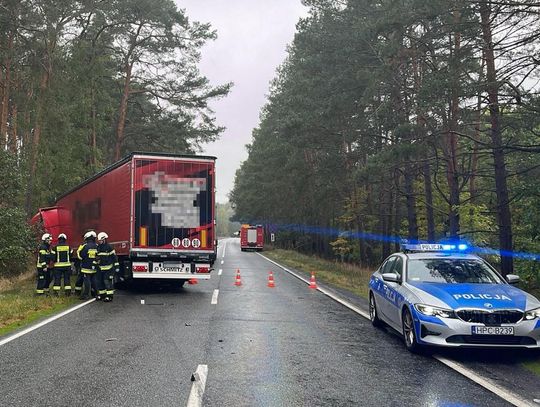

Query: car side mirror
[[382, 273, 400, 283], [506, 274, 520, 284]]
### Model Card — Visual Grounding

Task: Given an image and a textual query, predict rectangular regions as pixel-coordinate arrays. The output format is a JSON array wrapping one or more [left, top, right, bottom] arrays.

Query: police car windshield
[[407, 258, 504, 284]]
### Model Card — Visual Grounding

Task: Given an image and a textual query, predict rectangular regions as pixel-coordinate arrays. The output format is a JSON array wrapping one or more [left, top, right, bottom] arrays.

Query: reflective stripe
[[53, 286, 61, 291], [76, 244, 84, 260], [74, 287, 82, 291], [64, 286, 72, 290], [55, 263, 71, 267], [100, 265, 113, 270], [98, 290, 106, 295], [81, 268, 96, 274], [106, 290, 114, 295], [36, 289, 44, 294], [98, 251, 116, 256]]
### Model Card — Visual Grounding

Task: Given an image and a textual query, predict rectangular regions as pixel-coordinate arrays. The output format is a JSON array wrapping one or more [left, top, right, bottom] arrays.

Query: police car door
[[377, 256, 397, 320], [384, 256, 405, 329]]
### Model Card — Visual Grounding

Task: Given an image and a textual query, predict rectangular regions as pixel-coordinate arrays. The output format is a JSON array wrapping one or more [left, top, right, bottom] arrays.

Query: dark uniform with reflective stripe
[[36, 243, 54, 295], [53, 240, 72, 295], [78, 240, 98, 299], [74, 243, 85, 295], [97, 243, 119, 301]]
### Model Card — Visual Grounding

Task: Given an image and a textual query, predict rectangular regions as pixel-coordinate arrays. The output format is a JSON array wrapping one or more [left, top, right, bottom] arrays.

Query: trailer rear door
[[132, 155, 215, 254]]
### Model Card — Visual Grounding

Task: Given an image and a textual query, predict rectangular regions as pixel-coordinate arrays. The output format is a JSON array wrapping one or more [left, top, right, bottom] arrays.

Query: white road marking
[[187, 364, 208, 407], [0, 298, 95, 347], [218, 269, 222, 276], [222, 241, 227, 258], [257, 252, 534, 407], [211, 289, 219, 305], [434, 356, 535, 407], [141, 299, 145, 305], [220, 260, 224, 265]]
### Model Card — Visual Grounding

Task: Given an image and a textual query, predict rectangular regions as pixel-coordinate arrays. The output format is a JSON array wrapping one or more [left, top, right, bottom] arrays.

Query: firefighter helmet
[[41, 233, 52, 241], [97, 232, 108, 241], [58, 233, 67, 240], [83, 231, 96, 240]]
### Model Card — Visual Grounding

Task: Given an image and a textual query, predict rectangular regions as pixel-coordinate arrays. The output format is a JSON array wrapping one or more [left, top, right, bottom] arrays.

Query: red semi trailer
[[240, 224, 264, 251], [31, 152, 217, 285]]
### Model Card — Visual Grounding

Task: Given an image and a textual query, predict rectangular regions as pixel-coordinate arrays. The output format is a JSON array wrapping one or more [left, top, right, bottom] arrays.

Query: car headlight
[[524, 307, 540, 320], [415, 304, 456, 319]]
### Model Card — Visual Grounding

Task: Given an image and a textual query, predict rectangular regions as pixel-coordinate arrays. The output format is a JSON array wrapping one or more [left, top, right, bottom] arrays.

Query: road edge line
[[187, 364, 208, 407], [257, 252, 534, 407], [0, 298, 96, 347]]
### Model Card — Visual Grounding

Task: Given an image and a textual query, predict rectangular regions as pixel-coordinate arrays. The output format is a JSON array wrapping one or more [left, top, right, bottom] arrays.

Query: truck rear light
[[195, 266, 210, 273], [133, 264, 148, 272]]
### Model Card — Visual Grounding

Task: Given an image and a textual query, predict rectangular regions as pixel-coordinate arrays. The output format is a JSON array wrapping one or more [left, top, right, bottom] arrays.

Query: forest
[[0, 0, 229, 276], [231, 0, 540, 285]]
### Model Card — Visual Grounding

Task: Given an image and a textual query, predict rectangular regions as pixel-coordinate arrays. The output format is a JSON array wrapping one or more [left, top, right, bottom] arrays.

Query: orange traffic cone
[[267, 271, 275, 288], [309, 272, 318, 289], [234, 269, 242, 286], [188, 278, 198, 285]]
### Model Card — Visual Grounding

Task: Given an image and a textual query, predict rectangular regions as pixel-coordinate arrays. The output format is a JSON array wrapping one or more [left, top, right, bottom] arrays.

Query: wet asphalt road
[[0, 238, 513, 406]]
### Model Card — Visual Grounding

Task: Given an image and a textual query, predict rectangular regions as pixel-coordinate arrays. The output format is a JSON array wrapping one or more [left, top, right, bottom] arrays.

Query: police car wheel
[[369, 292, 383, 327], [402, 308, 421, 353]]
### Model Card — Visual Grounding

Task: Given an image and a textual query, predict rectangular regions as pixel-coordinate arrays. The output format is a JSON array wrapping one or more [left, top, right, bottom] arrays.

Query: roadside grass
[[0, 272, 78, 337], [263, 248, 372, 298]]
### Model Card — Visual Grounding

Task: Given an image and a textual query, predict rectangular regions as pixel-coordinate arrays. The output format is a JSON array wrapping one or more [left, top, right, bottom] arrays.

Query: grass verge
[[0, 272, 79, 337], [523, 360, 540, 376], [263, 248, 372, 298]]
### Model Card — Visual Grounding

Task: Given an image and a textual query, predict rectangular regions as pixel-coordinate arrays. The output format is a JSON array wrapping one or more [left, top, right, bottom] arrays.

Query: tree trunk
[[25, 69, 49, 215], [423, 161, 436, 241], [393, 171, 402, 252], [0, 31, 13, 145], [403, 163, 419, 241], [9, 99, 17, 154], [90, 85, 97, 168], [480, 1, 514, 275], [115, 61, 133, 161]]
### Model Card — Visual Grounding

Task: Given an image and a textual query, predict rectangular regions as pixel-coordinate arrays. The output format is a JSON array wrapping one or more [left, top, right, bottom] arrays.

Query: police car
[[368, 243, 540, 352]]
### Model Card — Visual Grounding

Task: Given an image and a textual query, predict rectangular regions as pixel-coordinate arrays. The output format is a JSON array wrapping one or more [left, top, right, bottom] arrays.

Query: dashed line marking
[[218, 269, 222, 276], [187, 364, 208, 407], [222, 241, 227, 258], [220, 260, 224, 265], [257, 252, 534, 407], [0, 298, 95, 347], [211, 289, 219, 305]]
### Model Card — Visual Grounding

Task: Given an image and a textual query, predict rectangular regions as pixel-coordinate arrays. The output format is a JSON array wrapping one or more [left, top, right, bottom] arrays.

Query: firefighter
[[77, 231, 98, 300], [36, 233, 54, 295], [97, 232, 119, 302], [73, 234, 87, 296], [52, 233, 72, 295]]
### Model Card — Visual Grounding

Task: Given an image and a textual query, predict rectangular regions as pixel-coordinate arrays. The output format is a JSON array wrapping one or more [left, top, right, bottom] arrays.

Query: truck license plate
[[152, 263, 190, 273], [471, 326, 514, 335]]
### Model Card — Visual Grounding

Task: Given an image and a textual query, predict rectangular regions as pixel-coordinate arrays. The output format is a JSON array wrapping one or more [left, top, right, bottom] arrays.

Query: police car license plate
[[152, 262, 190, 273], [471, 326, 514, 335]]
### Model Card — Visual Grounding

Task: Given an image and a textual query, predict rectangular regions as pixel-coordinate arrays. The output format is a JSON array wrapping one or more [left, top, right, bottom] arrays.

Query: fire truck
[[240, 224, 264, 251], [31, 152, 217, 286]]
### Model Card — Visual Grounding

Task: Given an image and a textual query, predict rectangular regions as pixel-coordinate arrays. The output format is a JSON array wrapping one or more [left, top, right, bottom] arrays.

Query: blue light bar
[[401, 242, 468, 253]]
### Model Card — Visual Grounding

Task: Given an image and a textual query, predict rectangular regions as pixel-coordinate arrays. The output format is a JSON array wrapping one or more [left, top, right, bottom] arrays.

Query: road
[[0, 238, 515, 406]]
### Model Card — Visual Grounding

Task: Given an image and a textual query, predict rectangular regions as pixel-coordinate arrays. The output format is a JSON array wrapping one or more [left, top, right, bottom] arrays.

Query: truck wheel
[[169, 280, 185, 293]]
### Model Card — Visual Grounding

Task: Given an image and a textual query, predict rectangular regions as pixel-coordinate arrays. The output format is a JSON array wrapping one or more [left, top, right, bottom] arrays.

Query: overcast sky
[[177, 0, 308, 203]]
